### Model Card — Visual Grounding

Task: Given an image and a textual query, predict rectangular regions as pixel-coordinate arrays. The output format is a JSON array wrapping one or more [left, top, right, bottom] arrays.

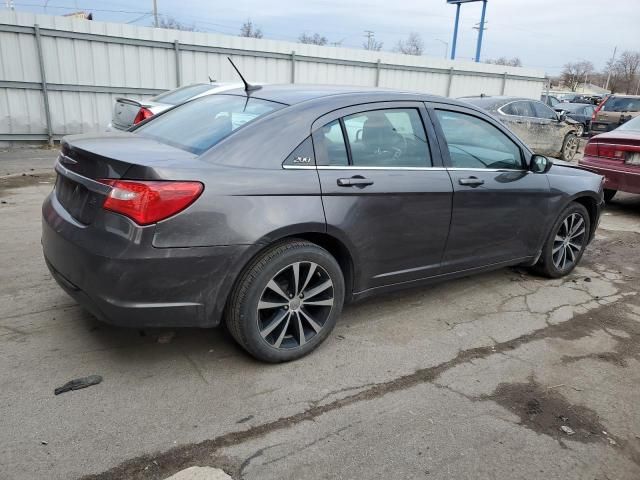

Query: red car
[[579, 115, 640, 201]]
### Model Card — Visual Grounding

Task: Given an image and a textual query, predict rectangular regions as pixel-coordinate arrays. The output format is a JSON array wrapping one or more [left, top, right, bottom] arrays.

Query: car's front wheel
[[575, 123, 585, 137], [561, 134, 580, 161], [226, 239, 345, 362], [534, 203, 590, 278]]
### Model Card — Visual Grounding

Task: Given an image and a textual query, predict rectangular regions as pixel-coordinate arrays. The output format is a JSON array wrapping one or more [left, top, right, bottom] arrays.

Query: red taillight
[[584, 140, 598, 157], [597, 144, 626, 160], [99, 180, 203, 225], [133, 107, 154, 125]]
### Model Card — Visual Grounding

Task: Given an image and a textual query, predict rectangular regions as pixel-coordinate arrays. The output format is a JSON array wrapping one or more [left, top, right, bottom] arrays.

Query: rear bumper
[[578, 157, 640, 194], [42, 192, 249, 328]]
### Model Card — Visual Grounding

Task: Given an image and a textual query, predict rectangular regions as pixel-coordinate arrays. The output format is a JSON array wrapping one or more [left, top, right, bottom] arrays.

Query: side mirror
[[530, 154, 552, 174], [556, 111, 567, 122]]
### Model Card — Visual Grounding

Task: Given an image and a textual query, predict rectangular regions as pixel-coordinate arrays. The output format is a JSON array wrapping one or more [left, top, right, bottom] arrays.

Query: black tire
[[604, 189, 617, 202], [226, 239, 345, 363], [533, 203, 590, 278], [560, 133, 580, 161]]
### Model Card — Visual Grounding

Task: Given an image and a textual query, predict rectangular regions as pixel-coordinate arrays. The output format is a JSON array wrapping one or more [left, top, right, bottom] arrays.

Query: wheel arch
[[220, 227, 358, 326]]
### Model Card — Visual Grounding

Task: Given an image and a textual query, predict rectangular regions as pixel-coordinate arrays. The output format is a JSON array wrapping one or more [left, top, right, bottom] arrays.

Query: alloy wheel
[[575, 124, 584, 137], [563, 136, 579, 160], [257, 261, 334, 350], [552, 213, 587, 271]]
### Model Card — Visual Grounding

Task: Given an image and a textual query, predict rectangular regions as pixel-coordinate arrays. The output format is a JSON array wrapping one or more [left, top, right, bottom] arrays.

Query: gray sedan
[[462, 96, 580, 161], [43, 86, 604, 362]]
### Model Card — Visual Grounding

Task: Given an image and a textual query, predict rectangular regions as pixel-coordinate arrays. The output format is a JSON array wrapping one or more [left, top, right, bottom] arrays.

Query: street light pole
[[436, 39, 449, 59]]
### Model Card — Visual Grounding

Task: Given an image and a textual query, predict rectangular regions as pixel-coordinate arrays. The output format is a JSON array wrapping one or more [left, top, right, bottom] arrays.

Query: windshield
[[151, 84, 215, 105], [602, 97, 640, 112], [136, 94, 285, 154], [617, 115, 640, 132]]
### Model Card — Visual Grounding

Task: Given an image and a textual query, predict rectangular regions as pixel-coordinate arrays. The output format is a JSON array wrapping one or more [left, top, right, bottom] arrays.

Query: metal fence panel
[[0, 10, 546, 143]]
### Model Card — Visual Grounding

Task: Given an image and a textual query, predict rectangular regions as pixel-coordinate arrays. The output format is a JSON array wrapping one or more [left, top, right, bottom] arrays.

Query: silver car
[[107, 83, 242, 131], [462, 96, 580, 161]]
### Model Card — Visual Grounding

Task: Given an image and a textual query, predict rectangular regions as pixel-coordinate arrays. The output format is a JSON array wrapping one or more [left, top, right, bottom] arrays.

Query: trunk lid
[[55, 132, 198, 225]]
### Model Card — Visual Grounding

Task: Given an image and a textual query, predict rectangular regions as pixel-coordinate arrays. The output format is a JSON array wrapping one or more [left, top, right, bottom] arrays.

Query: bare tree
[[560, 61, 594, 92], [239, 19, 263, 38], [615, 51, 640, 94], [486, 57, 522, 67], [363, 31, 383, 51], [394, 32, 424, 56], [156, 16, 194, 31], [298, 33, 328, 46]]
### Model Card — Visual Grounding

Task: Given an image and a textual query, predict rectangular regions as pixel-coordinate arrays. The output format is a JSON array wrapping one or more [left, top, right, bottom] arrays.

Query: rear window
[[602, 97, 640, 112], [151, 84, 215, 105], [135, 95, 284, 155]]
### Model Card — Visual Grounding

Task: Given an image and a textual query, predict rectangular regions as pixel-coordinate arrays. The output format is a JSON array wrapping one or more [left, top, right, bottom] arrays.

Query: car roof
[[217, 84, 450, 106], [459, 95, 535, 110]]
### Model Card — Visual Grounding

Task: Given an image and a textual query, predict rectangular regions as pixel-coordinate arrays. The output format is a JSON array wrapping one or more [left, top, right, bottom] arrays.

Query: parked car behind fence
[[554, 102, 596, 137], [107, 83, 242, 131], [590, 95, 640, 135]]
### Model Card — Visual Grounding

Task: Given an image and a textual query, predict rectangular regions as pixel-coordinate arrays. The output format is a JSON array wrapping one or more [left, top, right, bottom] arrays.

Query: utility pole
[[604, 46, 617, 92], [152, 0, 159, 27], [364, 30, 375, 50]]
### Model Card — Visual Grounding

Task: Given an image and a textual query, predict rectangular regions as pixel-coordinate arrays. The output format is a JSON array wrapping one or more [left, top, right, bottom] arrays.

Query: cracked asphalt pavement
[[1, 149, 639, 480]]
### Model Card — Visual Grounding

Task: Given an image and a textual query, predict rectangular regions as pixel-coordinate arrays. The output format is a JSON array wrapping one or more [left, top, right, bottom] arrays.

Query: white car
[[107, 83, 243, 131]]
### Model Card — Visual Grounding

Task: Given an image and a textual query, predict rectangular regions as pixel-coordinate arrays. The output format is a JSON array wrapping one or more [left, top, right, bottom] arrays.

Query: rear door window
[[135, 94, 284, 155], [343, 109, 431, 167], [314, 108, 432, 167], [502, 101, 535, 117]]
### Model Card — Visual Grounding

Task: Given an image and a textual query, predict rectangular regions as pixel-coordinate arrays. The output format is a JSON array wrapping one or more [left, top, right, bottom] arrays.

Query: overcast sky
[[12, 0, 640, 75]]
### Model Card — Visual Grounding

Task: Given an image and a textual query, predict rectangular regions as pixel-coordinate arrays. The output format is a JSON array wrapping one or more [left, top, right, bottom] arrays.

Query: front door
[[430, 105, 552, 273], [311, 102, 453, 292]]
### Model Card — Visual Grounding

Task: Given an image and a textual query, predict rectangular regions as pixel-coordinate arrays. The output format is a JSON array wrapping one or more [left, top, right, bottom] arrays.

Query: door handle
[[337, 176, 374, 188], [458, 176, 484, 187]]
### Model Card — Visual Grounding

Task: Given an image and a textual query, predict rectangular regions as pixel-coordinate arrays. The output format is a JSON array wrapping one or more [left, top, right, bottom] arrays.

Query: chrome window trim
[[283, 165, 446, 171], [282, 165, 527, 172]]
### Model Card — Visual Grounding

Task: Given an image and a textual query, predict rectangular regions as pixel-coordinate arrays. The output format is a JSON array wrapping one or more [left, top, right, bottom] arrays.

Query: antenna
[[227, 57, 261, 93], [208, 75, 216, 84]]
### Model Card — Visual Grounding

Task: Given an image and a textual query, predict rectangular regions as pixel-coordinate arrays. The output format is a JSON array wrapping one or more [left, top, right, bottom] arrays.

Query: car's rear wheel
[[604, 189, 617, 202], [226, 239, 345, 362], [534, 203, 590, 278], [561, 134, 580, 161]]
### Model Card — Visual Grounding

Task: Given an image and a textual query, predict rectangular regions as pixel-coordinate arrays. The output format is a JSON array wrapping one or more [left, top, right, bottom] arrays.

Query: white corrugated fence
[[0, 11, 547, 143]]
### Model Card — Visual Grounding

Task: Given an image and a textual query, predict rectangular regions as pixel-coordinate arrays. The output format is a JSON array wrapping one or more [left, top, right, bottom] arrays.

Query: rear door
[[531, 100, 568, 155], [429, 104, 551, 272], [311, 102, 453, 292], [499, 100, 541, 151]]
